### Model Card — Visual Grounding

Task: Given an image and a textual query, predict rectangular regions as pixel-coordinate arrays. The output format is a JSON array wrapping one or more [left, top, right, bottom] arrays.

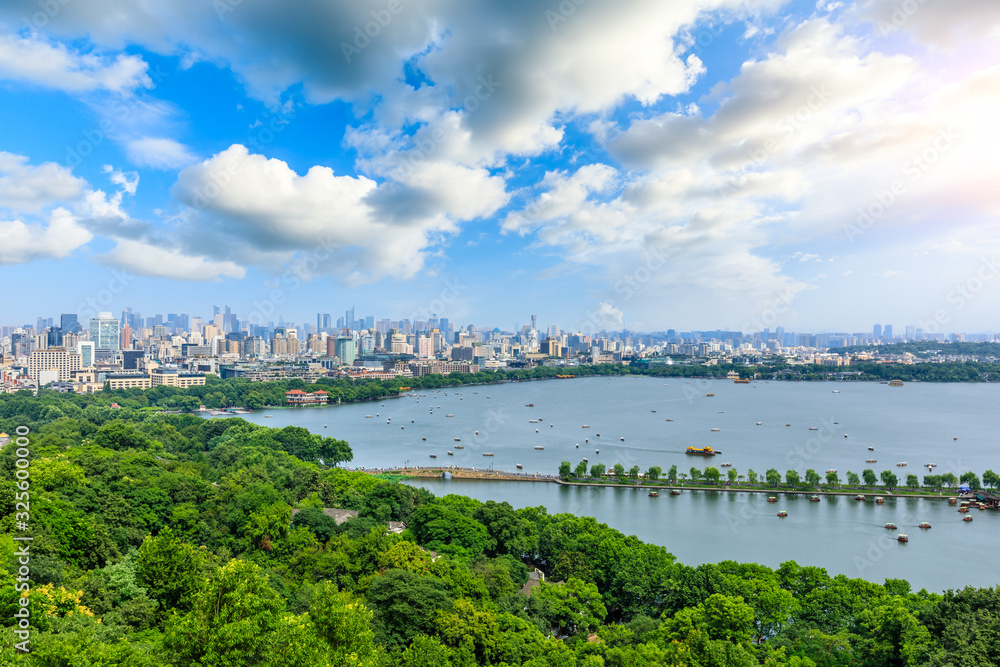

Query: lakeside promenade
[[371, 466, 961, 500]]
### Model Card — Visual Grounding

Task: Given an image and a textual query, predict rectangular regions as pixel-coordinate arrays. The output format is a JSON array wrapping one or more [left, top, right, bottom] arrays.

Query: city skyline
[[1, 1, 998, 331]]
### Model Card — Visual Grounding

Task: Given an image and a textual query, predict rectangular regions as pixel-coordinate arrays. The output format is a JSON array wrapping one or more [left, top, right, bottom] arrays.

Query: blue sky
[[1, 0, 998, 334]]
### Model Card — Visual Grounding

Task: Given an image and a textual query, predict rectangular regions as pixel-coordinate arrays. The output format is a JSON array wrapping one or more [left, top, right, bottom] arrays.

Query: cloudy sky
[[1, 0, 998, 333]]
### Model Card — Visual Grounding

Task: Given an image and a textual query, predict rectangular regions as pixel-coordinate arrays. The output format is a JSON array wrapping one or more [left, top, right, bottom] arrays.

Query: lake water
[[229, 377, 1000, 591]]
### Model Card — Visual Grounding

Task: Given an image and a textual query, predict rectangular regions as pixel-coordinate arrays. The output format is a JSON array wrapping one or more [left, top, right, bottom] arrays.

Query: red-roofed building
[[286, 389, 330, 405]]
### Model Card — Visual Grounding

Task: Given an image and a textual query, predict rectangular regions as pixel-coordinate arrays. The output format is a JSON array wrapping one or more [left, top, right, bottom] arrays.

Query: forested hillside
[[1, 394, 998, 666]]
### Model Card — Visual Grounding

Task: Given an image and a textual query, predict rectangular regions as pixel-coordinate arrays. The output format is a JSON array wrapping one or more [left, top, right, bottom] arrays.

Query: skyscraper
[[884, 325, 892, 339], [345, 307, 355, 330], [531, 314, 538, 331], [334, 336, 356, 366], [873, 324, 882, 339], [60, 313, 80, 334], [89, 312, 120, 352]]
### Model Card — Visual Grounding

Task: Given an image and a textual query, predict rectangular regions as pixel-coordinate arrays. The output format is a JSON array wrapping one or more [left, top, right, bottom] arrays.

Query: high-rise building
[[47, 326, 63, 347], [77, 341, 95, 368], [873, 324, 882, 339], [89, 312, 120, 352], [884, 325, 893, 339], [531, 314, 538, 331], [334, 337, 357, 366], [120, 323, 132, 350], [345, 307, 355, 330], [28, 347, 81, 381], [60, 313, 80, 334], [363, 315, 374, 329], [905, 325, 916, 340]]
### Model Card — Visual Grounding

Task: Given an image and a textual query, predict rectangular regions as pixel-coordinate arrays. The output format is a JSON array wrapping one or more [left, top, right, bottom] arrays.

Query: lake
[[228, 376, 1000, 591]]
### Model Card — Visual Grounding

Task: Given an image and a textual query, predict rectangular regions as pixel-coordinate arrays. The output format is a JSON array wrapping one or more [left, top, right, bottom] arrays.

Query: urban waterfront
[[232, 376, 1000, 591]]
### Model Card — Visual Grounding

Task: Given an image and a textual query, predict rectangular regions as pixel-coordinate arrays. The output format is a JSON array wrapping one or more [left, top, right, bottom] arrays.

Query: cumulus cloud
[[97, 239, 245, 281], [0, 31, 151, 93], [126, 137, 198, 169]]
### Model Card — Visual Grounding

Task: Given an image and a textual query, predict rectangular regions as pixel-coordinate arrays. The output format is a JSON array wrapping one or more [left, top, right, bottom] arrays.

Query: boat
[[447, 451, 453, 456], [889, 379, 904, 386], [265, 415, 273, 418], [958, 507, 969, 513], [832, 390, 840, 393], [582, 425, 590, 428], [826, 469, 837, 473], [896, 462, 907, 467], [756, 421, 762, 425], [919, 522, 931, 529], [786, 424, 791, 427], [948, 498, 958, 505], [429, 454, 437, 459], [964, 515, 974, 522], [809, 427, 819, 431], [526, 404, 534, 407], [734, 378, 750, 384], [706, 393, 715, 397], [529, 420, 538, 423], [720, 462, 732, 467], [884, 522, 897, 529], [866, 459, 877, 463], [711, 428, 720, 432], [875, 497, 884, 504], [516, 464, 523, 469], [446, 414, 454, 418], [620, 437, 625, 441], [855, 495, 866, 501], [534, 446, 544, 450], [454, 445, 464, 449], [595, 449, 599, 454], [670, 490, 681, 495], [454, 437, 461, 441], [649, 492, 659, 497], [777, 511, 788, 517], [897, 534, 908, 542], [483, 453, 494, 457], [686, 446, 718, 456], [868, 446, 875, 451], [582, 458, 589, 462], [651, 410, 656, 413], [422, 437, 426, 441], [809, 496, 820, 502], [666, 419, 674, 422], [767, 497, 778, 503]]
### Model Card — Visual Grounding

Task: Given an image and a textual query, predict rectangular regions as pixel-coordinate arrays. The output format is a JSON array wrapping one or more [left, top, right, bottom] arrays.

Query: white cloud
[[0, 31, 150, 93], [97, 239, 245, 281], [0, 153, 88, 213], [0, 208, 93, 263], [126, 137, 197, 169]]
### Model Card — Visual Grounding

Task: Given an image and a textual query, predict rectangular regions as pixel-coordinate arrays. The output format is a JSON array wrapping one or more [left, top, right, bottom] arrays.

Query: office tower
[[317, 313, 323, 331], [363, 315, 374, 329], [120, 323, 132, 350], [884, 325, 892, 339], [60, 313, 80, 334], [36, 317, 53, 332], [531, 314, 538, 331], [905, 325, 916, 340], [89, 312, 120, 352], [345, 307, 355, 330], [47, 326, 63, 347], [213, 305, 221, 316], [77, 341, 95, 368], [336, 316, 345, 329], [873, 324, 882, 339], [334, 337, 356, 366]]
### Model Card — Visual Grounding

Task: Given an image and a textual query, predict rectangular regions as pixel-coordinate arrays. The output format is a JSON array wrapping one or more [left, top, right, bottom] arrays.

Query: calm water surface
[[230, 377, 1000, 591]]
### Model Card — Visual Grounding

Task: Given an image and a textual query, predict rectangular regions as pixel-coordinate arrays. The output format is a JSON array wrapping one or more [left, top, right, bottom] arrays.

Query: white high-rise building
[[89, 312, 120, 352]]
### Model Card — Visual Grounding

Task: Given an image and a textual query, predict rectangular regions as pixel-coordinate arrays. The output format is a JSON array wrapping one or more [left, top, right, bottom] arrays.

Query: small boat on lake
[[964, 515, 974, 522], [884, 522, 897, 529], [534, 446, 544, 450], [454, 437, 461, 441], [949, 498, 958, 505], [919, 522, 931, 529], [454, 445, 464, 449], [670, 490, 681, 495], [809, 496, 820, 502], [483, 452, 494, 456], [897, 534, 908, 542], [516, 464, 523, 469], [855, 495, 866, 501], [447, 451, 453, 456], [767, 497, 778, 503], [706, 393, 715, 397], [777, 511, 788, 517], [649, 492, 659, 497], [866, 459, 877, 463], [429, 454, 437, 458], [875, 497, 884, 504], [897, 462, 907, 467]]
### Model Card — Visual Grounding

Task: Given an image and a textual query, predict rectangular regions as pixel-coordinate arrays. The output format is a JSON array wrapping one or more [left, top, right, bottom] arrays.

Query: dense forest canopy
[[1, 380, 998, 665]]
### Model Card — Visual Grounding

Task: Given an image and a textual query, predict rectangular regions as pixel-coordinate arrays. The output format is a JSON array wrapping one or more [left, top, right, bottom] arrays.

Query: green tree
[[747, 469, 758, 484], [309, 583, 380, 667], [667, 464, 678, 482], [727, 468, 738, 483], [846, 471, 860, 487], [960, 471, 981, 490], [365, 569, 453, 648], [879, 470, 898, 491], [689, 467, 702, 483], [704, 466, 721, 484], [766, 468, 781, 487], [863, 469, 878, 487], [629, 465, 640, 479], [575, 460, 588, 478], [826, 470, 840, 487], [923, 474, 942, 489], [804, 469, 820, 487], [533, 576, 608, 635], [786, 470, 801, 485], [559, 461, 572, 479], [163, 559, 284, 667], [135, 527, 208, 616], [941, 472, 958, 488], [613, 463, 626, 479], [590, 463, 607, 479], [906, 474, 920, 489], [647, 465, 662, 481], [983, 469, 1000, 489]]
